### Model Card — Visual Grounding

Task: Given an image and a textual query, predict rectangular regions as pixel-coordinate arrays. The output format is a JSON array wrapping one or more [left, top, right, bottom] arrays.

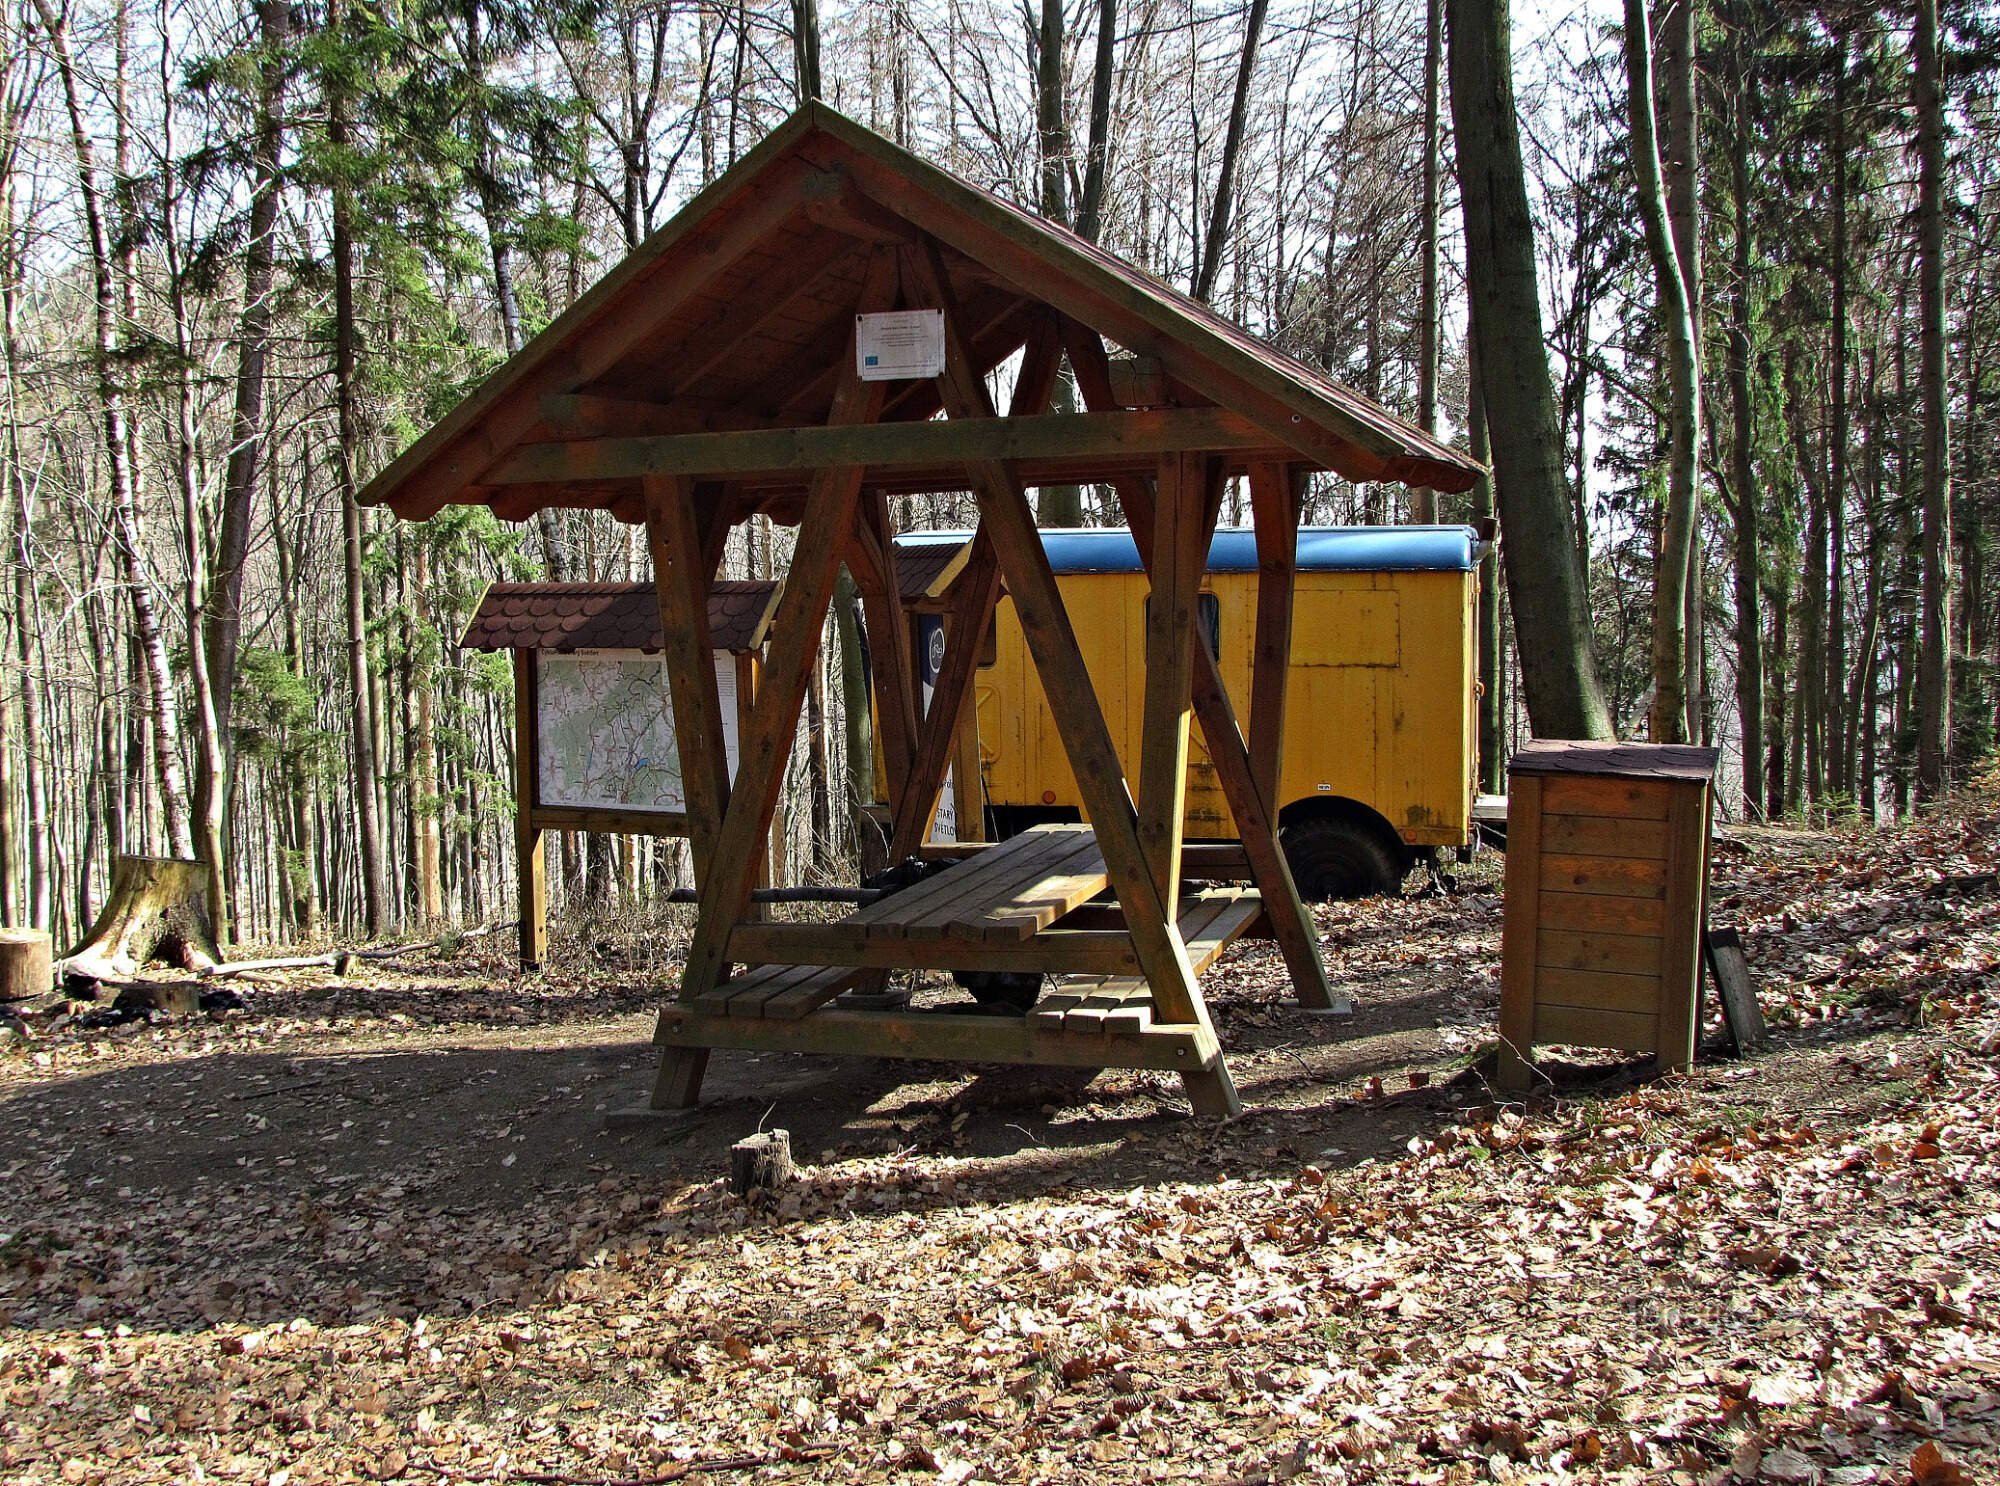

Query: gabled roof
[[459, 581, 779, 654], [899, 526, 1482, 576], [362, 104, 1482, 527]]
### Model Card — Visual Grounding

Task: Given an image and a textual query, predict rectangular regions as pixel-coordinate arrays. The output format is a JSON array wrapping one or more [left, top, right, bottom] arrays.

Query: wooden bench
[[1027, 887, 1263, 1034], [694, 962, 870, 1019]]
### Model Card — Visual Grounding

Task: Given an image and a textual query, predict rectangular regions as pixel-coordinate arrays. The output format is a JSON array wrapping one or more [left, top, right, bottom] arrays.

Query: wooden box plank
[[1539, 853, 1668, 899], [1536, 890, 1668, 937], [1534, 966, 1664, 1013], [1533, 1003, 1659, 1053], [1537, 928, 1663, 977], [1542, 815, 1671, 860], [1539, 775, 1671, 821]]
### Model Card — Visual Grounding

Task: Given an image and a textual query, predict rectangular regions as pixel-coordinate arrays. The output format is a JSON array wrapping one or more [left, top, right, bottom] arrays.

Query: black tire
[[1280, 816, 1407, 901], [951, 969, 1044, 1013]]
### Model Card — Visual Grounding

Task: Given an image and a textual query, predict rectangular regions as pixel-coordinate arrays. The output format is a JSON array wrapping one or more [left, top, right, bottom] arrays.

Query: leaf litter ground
[[2, 792, 1998, 1485]]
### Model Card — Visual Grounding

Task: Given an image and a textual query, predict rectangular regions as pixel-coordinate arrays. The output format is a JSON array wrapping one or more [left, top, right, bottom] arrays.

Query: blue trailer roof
[[893, 525, 1480, 575]]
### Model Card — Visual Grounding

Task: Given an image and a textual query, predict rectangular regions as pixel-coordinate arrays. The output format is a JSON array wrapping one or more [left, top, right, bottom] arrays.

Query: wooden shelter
[[363, 104, 1482, 1117]]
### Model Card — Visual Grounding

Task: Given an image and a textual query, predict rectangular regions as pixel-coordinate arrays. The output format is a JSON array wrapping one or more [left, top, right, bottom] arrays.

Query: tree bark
[[1075, 0, 1117, 244], [1411, 0, 1444, 524], [1625, 0, 1702, 745], [1448, 0, 1613, 739], [1192, 0, 1269, 303], [1727, 34, 1764, 818], [330, 39, 390, 937], [1913, 0, 1953, 800]]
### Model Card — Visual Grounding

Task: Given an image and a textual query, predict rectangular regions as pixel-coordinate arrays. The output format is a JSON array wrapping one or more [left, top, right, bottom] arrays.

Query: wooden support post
[[1247, 462, 1303, 811], [886, 319, 1063, 861], [736, 650, 772, 914], [853, 492, 920, 821], [952, 675, 985, 843], [907, 245, 1237, 1117], [513, 650, 548, 968], [646, 250, 899, 1109], [643, 475, 733, 875], [1062, 319, 1340, 1013], [1136, 452, 1216, 923]]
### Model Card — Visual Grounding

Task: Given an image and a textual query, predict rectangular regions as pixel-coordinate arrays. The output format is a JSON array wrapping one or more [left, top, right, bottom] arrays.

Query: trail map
[[535, 650, 738, 813]]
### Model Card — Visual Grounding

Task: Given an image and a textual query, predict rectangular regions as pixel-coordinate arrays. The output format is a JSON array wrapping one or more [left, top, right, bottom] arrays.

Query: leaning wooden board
[[1497, 741, 1718, 1091]]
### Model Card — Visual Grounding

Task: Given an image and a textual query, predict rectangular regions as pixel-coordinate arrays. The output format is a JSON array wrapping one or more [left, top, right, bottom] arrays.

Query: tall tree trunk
[[34, 0, 195, 859], [1625, 0, 1702, 745], [1075, 0, 1117, 244], [1826, 49, 1850, 800], [1913, 0, 1952, 799], [1410, 0, 1443, 524], [1192, 0, 1269, 303], [1727, 38, 1764, 818], [1470, 331, 1504, 792], [330, 50, 390, 937], [1661, 0, 1703, 740], [1449, 0, 1613, 738], [792, 0, 820, 101]]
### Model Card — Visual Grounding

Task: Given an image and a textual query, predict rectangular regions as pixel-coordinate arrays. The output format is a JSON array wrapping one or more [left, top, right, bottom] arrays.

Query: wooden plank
[[1065, 321, 1336, 1018], [643, 474, 732, 876], [1062, 979, 1155, 1034], [1181, 890, 1262, 974], [948, 840, 1111, 940], [1136, 450, 1210, 921], [491, 407, 1277, 485], [1539, 853, 1668, 899], [1536, 890, 1668, 936], [1537, 928, 1663, 977], [1542, 814, 1671, 859], [1246, 461, 1302, 810], [528, 805, 693, 836], [1704, 926, 1766, 1054], [727, 919, 1143, 975], [857, 826, 1076, 927], [854, 492, 920, 815], [1496, 773, 1543, 1089], [513, 651, 547, 968], [896, 830, 1099, 939], [656, 1000, 1222, 1073], [1655, 781, 1711, 1073], [1537, 775, 1671, 820], [757, 965, 873, 1020], [1533, 1003, 1660, 1054], [1533, 966, 1665, 1014]]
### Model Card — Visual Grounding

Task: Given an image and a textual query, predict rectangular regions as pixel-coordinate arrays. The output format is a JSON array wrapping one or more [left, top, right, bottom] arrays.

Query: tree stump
[[728, 1129, 795, 1196], [60, 856, 221, 986], [0, 929, 53, 1001]]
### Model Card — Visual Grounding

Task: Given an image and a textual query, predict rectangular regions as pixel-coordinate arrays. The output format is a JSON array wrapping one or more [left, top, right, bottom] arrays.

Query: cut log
[[728, 1129, 796, 1196], [0, 929, 54, 1001], [60, 856, 221, 986]]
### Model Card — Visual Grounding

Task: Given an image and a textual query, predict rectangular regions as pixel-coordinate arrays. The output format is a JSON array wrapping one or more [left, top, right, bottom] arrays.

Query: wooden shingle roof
[[361, 105, 1482, 528], [460, 581, 779, 654]]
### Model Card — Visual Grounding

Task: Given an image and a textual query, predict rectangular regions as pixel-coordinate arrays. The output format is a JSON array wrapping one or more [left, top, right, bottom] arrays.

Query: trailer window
[[1144, 593, 1221, 661]]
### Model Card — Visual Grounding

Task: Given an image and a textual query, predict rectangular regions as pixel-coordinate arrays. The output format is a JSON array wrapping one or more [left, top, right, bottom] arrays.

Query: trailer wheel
[[1281, 816, 1407, 900]]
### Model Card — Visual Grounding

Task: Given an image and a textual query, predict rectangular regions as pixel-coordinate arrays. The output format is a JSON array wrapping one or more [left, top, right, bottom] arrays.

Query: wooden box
[[1497, 741, 1718, 1090]]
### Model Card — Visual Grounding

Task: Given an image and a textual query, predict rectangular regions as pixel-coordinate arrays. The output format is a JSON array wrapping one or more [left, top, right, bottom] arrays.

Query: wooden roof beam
[[490, 407, 1275, 486]]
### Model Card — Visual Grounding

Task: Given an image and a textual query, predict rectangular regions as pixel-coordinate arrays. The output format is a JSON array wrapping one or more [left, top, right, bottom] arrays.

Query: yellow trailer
[[895, 526, 1489, 898]]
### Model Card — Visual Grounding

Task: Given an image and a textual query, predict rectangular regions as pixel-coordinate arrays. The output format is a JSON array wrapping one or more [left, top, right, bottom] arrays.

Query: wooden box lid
[[1508, 739, 1719, 784]]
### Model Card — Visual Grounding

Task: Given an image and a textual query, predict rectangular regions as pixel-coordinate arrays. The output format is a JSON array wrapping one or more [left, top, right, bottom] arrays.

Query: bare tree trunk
[[34, 0, 194, 859], [1913, 0, 1952, 800], [1192, 0, 1270, 303], [1448, 0, 1613, 738], [1727, 36, 1764, 818], [1625, 0, 1701, 745], [1826, 48, 1850, 800], [1410, 0, 1443, 524], [330, 49, 389, 937], [1075, 0, 1117, 244], [1661, 0, 1703, 741], [1470, 330, 1503, 792]]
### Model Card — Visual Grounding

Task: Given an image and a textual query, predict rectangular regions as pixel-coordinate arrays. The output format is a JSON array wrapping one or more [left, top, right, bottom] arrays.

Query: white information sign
[[855, 309, 946, 381], [536, 649, 739, 813]]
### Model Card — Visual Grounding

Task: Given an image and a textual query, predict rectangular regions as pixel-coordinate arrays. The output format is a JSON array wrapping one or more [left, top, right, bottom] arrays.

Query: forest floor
[[1, 789, 1998, 1486]]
